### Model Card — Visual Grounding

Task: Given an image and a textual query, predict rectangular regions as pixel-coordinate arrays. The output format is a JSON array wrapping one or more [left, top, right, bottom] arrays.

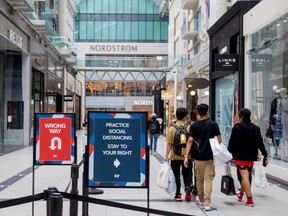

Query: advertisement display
[[87, 112, 148, 188], [34, 113, 76, 165]]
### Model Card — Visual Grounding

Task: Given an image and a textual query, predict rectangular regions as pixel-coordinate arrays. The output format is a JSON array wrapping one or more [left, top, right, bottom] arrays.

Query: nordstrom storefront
[[244, 0, 288, 184]]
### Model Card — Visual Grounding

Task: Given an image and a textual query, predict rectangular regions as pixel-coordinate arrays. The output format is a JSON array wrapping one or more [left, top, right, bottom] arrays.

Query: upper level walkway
[[0, 129, 287, 215]]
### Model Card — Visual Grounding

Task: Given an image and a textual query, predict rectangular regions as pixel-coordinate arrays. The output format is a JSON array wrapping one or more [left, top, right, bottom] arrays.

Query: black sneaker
[[192, 187, 198, 196], [174, 193, 182, 201]]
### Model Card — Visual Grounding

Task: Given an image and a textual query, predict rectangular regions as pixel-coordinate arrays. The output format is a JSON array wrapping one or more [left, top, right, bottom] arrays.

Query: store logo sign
[[215, 54, 239, 71], [90, 44, 138, 52], [8, 29, 22, 48], [252, 54, 272, 71], [134, 100, 153, 106]]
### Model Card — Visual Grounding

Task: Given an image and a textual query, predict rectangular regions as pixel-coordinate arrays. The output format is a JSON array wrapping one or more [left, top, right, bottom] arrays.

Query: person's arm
[[165, 143, 172, 161], [184, 136, 193, 167], [217, 134, 222, 144]]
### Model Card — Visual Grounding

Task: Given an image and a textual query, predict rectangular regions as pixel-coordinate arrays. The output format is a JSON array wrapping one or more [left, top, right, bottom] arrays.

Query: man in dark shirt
[[184, 104, 221, 211]]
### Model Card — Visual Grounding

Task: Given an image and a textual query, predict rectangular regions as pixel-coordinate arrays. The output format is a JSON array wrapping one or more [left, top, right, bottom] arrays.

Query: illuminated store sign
[[133, 100, 153, 106], [215, 54, 239, 71], [8, 29, 22, 48], [90, 44, 138, 52]]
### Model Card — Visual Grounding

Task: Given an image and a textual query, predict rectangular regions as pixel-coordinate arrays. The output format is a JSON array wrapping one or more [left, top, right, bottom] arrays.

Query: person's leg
[[238, 168, 252, 197], [171, 160, 181, 198], [149, 134, 153, 152], [182, 159, 192, 201], [154, 134, 158, 152], [194, 160, 205, 201], [203, 159, 215, 204]]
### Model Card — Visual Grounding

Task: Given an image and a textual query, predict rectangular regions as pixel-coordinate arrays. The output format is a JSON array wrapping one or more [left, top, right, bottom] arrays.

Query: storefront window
[[215, 73, 238, 146], [249, 13, 288, 165], [85, 81, 154, 97]]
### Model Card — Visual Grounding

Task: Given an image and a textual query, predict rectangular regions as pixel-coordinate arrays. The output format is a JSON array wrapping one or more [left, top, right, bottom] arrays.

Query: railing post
[[70, 164, 79, 216], [45, 186, 58, 216], [48, 193, 63, 216], [82, 148, 89, 216]]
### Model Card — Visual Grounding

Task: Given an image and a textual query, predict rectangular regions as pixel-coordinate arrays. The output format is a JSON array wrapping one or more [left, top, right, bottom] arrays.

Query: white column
[[209, 0, 227, 26], [174, 69, 178, 111]]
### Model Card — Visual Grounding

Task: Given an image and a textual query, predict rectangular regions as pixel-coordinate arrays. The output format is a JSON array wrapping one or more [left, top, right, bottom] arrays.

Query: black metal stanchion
[[45, 186, 58, 216], [82, 148, 89, 216], [48, 193, 63, 216], [70, 164, 79, 216]]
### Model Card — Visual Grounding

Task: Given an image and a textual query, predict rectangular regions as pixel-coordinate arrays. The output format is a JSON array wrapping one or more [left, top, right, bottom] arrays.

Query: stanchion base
[[88, 188, 104, 194]]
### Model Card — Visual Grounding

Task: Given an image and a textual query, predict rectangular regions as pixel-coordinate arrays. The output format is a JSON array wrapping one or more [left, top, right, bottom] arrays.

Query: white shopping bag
[[210, 136, 233, 164], [254, 158, 268, 188], [165, 166, 176, 196], [156, 162, 170, 189]]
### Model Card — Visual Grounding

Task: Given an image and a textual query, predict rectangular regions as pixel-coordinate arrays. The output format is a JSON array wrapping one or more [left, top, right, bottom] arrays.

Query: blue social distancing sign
[[87, 112, 148, 188]]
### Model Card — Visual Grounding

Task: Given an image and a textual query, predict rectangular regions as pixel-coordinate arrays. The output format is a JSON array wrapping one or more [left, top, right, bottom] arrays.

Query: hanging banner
[[87, 111, 148, 188], [34, 113, 76, 165]]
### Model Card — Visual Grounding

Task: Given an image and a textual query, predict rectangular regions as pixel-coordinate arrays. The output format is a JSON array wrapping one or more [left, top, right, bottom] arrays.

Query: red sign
[[39, 118, 72, 161]]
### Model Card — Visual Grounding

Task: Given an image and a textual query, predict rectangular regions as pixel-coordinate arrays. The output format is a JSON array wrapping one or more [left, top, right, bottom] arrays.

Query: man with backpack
[[165, 107, 192, 202], [148, 113, 161, 154]]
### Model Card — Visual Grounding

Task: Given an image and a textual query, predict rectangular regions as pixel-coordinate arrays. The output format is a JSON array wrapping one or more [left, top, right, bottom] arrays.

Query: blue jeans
[[149, 134, 159, 151]]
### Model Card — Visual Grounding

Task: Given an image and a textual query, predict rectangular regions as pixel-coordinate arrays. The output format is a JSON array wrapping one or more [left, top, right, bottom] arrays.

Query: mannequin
[[270, 89, 281, 158], [280, 87, 288, 161]]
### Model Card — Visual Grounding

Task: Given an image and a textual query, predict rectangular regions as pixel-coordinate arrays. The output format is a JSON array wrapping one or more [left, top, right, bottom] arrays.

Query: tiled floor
[[0, 129, 288, 216]]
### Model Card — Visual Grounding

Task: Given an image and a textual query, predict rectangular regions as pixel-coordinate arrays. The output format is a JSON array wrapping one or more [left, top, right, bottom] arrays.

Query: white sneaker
[[204, 203, 213, 211], [195, 196, 204, 206]]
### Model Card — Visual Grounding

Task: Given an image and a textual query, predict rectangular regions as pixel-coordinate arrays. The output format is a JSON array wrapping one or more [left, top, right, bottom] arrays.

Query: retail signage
[[215, 54, 239, 71], [64, 95, 73, 101], [8, 29, 22, 48], [90, 44, 138, 52], [252, 54, 272, 71], [34, 113, 76, 165], [133, 100, 153, 106], [87, 111, 148, 188]]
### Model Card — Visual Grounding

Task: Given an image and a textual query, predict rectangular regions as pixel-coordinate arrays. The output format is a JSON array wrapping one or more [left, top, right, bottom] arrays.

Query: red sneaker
[[245, 197, 254, 207], [185, 186, 192, 202], [236, 191, 244, 201], [174, 193, 182, 201]]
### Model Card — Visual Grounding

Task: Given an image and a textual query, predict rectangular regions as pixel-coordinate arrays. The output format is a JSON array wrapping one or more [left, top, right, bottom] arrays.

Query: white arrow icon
[[49, 137, 62, 150], [114, 159, 120, 168]]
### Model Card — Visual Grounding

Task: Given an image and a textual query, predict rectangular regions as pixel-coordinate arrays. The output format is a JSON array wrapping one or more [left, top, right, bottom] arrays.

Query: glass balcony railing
[[7, 0, 34, 12], [22, 1, 55, 35], [74, 55, 190, 69], [181, 20, 199, 40]]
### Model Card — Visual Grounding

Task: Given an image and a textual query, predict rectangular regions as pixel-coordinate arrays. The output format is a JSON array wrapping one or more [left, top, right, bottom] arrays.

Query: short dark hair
[[176, 107, 188, 120], [197, 104, 209, 116], [238, 108, 251, 122]]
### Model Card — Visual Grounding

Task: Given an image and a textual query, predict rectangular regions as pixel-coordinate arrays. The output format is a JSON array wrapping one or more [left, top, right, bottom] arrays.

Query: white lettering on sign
[[8, 29, 22, 48], [90, 44, 138, 52], [134, 100, 153, 105], [44, 123, 67, 128]]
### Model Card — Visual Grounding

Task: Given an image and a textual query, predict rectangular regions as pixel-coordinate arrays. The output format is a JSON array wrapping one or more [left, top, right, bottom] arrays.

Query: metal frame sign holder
[[86, 111, 149, 210], [33, 113, 76, 215]]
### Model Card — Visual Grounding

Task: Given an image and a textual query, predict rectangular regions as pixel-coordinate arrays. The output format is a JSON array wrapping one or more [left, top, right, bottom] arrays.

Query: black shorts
[[236, 165, 253, 172]]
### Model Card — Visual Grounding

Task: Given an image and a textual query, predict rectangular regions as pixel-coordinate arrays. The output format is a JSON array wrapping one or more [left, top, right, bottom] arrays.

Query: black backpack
[[172, 124, 189, 156], [149, 120, 157, 134]]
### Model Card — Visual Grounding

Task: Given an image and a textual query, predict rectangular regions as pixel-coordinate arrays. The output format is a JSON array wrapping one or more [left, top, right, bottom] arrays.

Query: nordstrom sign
[[134, 100, 153, 106], [90, 44, 138, 52]]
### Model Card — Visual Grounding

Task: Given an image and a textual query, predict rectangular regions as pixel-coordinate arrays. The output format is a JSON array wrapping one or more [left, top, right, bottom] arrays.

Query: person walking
[[165, 107, 192, 202], [184, 104, 222, 211], [189, 109, 199, 196], [148, 113, 161, 154], [227, 108, 268, 207]]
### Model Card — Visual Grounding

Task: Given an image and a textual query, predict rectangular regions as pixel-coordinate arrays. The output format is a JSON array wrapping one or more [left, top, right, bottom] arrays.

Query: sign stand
[[32, 113, 76, 215]]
